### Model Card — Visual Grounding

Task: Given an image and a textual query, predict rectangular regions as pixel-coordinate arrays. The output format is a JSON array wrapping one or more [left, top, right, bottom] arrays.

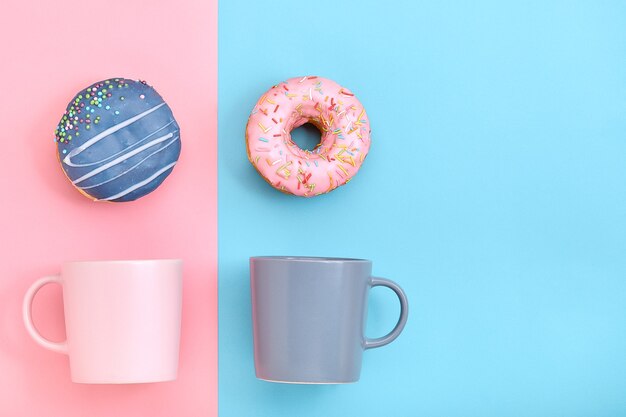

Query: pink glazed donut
[[246, 76, 371, 197]]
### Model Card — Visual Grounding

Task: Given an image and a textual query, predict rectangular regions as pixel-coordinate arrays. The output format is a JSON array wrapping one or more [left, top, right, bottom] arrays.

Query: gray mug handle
[[363, 277, 409, 350]]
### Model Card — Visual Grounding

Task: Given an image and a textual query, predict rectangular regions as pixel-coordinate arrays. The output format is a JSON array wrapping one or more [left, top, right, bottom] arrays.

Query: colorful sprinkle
[[246, 77, 370, 197], [54, 77, 182, 202]]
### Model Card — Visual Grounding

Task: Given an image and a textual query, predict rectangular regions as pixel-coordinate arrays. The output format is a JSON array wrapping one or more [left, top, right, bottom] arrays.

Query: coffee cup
[[23, 259, 182, 384], [250, 256, 408, 384]]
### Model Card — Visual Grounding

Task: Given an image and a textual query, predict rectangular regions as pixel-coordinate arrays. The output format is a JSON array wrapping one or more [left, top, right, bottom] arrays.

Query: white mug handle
[[22, 275, 68, 355]]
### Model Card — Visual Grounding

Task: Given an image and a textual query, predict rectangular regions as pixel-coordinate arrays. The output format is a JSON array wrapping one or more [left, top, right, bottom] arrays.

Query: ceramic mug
[[23, 259, 182, 384], [250, 256, 409, 384]]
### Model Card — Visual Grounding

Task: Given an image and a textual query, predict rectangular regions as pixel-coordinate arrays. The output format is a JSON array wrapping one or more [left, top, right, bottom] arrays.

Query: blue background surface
[[218, 1, 626, 415]]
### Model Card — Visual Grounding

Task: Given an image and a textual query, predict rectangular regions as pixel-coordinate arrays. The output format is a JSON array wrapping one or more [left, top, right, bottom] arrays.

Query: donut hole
[[290, 123, 322, 151]]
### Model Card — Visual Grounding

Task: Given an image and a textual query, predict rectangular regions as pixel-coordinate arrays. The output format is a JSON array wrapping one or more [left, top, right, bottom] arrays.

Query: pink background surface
[[0, 0, 217, 415]]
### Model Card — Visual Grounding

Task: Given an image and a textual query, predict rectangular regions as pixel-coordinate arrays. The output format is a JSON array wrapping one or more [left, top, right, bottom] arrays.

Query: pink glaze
[[246, 76, 371, 197]]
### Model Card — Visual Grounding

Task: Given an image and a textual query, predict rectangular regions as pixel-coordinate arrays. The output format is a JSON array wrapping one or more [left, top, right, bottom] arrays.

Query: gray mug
[[250, 256, 409, 384]]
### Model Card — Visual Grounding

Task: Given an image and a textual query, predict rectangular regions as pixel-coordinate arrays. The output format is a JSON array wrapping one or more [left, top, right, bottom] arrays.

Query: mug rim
[[63, 259, 182, 266], [250, 256, 370, 263]]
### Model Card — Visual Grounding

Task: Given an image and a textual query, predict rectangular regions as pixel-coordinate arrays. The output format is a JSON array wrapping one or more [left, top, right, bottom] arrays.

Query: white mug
[[23, 259, 183, 384]]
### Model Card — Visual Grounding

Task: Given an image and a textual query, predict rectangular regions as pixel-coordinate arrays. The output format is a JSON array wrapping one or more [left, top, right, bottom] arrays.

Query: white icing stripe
[[72, 132, 175, 185], [63, 102, 166, 167], [65, 120, 176, 168], [79, 135, 180, 190], [99, 161, 177, 201]]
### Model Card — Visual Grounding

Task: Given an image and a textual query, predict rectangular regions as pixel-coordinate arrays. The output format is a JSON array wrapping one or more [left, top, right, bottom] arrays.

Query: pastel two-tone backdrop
[[2, 0, 626, 416]]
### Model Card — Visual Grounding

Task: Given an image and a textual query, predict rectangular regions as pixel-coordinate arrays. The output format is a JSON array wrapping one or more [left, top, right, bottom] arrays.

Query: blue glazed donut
[[55, 78, 181, 202]]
